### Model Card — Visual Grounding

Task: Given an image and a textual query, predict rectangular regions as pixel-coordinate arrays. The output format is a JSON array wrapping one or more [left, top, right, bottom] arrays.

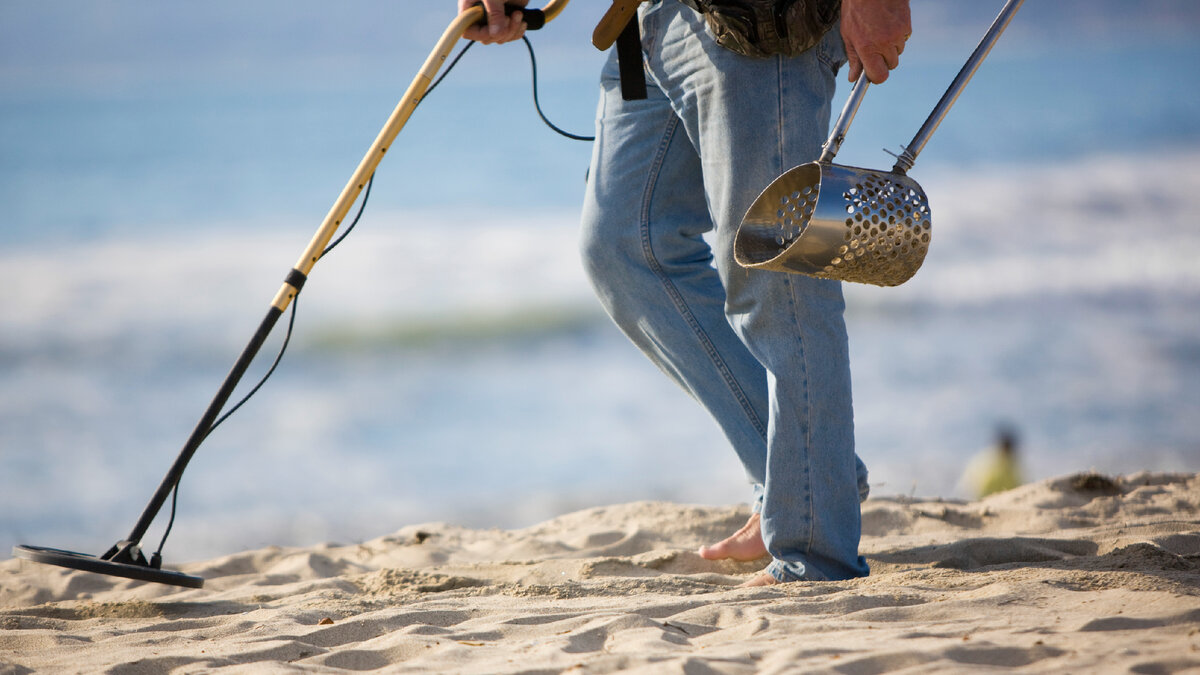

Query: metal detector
[[13, 0, 569, 589]]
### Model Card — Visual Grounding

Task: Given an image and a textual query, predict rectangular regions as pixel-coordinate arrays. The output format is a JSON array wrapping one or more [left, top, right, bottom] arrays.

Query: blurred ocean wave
[[2, 0, 1198, 562]]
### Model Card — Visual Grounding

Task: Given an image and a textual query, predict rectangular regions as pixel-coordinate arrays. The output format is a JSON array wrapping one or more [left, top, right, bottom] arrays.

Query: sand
[[2, 471, 1199, 673]]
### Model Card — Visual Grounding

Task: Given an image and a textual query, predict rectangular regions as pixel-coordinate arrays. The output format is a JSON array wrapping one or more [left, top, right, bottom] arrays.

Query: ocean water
[[2, 1, 1199, 563]]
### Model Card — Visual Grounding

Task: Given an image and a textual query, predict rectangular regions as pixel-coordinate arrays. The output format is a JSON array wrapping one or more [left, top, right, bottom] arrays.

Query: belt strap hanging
[[593, 0, 648, 101], [615, 20, 647, 100]]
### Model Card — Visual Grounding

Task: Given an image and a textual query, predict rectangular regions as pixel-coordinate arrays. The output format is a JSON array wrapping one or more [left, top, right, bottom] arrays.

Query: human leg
[[643, 3, 868, 581], [579, 42, 772, 484], [581, 2, 868, 581]]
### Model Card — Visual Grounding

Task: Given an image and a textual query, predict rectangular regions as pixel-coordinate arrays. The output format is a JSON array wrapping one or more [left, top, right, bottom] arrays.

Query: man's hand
[[459, 0, 529, 44], [841, 0, 911, 84]]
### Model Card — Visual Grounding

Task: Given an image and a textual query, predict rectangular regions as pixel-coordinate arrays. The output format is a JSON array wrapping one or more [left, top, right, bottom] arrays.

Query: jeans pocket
[[815, 22, 847, 73]]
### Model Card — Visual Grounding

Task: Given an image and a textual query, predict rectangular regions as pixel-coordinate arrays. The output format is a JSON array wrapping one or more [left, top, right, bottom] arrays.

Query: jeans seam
[[774, 54, 816, 560], [775, 55, 785, 175], [782, 274, 816, 556], [638, 116, 766, 440]]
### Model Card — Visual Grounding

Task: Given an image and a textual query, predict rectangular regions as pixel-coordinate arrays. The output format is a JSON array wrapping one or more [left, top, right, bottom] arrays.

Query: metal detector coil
[[13, 545, 204, 588]]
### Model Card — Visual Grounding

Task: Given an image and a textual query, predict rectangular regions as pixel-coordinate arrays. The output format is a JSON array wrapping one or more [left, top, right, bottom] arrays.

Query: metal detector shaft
[[105, 0, 571, 568], [106, 306, 285, 563], [892, 0, 1024, 174]]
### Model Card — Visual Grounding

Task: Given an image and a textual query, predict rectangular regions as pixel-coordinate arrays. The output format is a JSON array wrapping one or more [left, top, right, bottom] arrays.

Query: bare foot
[[698, 512, 768, 562], [738, 571, 781, 587]]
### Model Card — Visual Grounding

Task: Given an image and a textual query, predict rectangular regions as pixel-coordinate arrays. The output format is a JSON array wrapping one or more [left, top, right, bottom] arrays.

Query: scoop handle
[[819, 73, 870, 164], [893, 0, 1024, 174]]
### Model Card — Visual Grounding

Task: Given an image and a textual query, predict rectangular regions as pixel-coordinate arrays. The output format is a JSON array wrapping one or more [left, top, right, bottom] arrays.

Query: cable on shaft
[[151, 31, 591, 559]]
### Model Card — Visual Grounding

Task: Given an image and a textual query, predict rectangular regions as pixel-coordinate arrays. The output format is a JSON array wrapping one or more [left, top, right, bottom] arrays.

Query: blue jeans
[[579, 1, 869, 582]]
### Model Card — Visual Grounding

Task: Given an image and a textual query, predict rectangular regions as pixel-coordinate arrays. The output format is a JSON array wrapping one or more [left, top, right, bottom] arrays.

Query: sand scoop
[[734, 0, 1024, 287], [12, 1, 570, 589]]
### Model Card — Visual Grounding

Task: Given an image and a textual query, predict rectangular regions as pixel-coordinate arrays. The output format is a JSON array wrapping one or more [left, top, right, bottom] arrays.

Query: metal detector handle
[[272, 0, 569, 314], [474, 2, 547, 30], [892, 0, 1024, 174], [819, 72, 870, 164], [593, 0, 643, 50]]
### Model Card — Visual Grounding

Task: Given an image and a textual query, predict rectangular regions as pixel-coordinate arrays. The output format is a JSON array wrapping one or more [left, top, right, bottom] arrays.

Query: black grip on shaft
[[521, 8, 546, 30], [474, 3, 546, 31]]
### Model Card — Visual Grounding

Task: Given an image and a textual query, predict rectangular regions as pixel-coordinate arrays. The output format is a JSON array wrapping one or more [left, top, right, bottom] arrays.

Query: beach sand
[[2, 471, 1198, 673]]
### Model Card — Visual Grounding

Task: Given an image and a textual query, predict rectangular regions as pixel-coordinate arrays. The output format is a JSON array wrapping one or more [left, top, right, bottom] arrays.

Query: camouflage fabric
[[677, 0, 841, 58]]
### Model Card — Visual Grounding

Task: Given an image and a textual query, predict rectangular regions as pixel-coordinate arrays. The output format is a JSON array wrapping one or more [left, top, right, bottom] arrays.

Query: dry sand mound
[[2, 471, 1198, 673]]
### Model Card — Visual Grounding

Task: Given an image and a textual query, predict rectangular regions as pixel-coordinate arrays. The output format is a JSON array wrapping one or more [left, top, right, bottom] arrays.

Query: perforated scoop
[[735, 0, 1023, 287], [737, 154, 932, 286]]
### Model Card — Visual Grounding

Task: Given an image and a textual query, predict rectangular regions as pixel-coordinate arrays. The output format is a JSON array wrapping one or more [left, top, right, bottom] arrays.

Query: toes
[[738, 572, 781, 587]]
